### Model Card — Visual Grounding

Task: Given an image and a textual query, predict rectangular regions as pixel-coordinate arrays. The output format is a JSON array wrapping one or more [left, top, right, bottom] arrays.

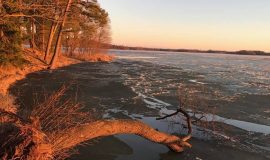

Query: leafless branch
[[156, 107, 192, 141]]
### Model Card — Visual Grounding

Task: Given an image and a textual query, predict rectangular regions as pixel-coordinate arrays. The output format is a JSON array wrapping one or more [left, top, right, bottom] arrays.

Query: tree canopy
[[0, 0, 111, 68]]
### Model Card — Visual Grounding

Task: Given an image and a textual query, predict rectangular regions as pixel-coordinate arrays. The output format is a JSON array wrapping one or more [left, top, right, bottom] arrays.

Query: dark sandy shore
[[10, 61, 269, 160]]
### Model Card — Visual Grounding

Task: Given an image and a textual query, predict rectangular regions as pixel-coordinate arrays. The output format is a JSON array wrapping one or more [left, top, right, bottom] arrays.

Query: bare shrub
[[31, 85, 94, 159], [0, 85, 93, 159], [176, 84, 231, 138]]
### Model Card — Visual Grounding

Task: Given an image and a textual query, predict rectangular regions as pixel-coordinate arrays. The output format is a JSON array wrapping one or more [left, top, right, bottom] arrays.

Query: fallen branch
[[156, 107, 192, 142], [52, 120, 192, 153]]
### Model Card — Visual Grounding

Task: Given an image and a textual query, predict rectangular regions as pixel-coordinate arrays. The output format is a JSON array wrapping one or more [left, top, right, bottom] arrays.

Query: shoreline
[[0, 52, 81, 96], [0, 50, 81, 113], [0, 49, 114, 113], [0, 49, 115, 96], [3, 54, 269, 160]]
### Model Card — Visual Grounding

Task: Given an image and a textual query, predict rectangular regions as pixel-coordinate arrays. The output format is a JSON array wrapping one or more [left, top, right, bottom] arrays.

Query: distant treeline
[[110, 45, 270, 56]]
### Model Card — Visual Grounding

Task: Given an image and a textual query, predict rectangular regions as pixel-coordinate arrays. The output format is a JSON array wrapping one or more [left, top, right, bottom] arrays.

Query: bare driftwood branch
[[53, 120, 192, 153], [156, 107, 192, 142]]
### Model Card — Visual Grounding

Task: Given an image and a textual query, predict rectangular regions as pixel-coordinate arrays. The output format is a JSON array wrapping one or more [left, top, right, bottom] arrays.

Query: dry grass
[[0, 48, 80, 95], [0, 85, 94, 159], [0, 108, 53, 160], [0, 49, 113, 159], [0, 48, 114, 159], [0, 94, 17, 113], [66, 52, 114, 62], [31, 86, 94, 159]]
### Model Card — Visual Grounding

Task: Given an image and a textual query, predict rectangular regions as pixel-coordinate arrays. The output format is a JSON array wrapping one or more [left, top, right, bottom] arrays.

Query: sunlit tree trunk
[[41, 19, 45, 52], [44, 22, 58, 61], [30, 18, 37, 49], [49, 0, 72, 69], [0, 0, 2, 13], [44, 0, 60, 61]]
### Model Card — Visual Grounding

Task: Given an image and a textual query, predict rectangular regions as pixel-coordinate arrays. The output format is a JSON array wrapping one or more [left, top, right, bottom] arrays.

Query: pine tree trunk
[[30, 18, 37, 49], [41, 19, 45, 52], [48, 0, 72, 69], [44, 22, 57, 61]]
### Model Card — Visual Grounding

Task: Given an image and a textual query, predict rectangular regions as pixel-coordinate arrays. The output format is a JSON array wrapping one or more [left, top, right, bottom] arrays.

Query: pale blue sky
[[99, 0, 270, 51]]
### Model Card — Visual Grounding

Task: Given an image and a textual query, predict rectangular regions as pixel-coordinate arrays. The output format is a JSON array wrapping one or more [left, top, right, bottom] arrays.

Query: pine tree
[[0, 1, 26, 67]]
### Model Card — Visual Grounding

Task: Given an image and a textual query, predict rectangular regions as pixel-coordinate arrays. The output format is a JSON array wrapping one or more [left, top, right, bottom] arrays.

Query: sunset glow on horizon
[[99, 0, 270, 52]]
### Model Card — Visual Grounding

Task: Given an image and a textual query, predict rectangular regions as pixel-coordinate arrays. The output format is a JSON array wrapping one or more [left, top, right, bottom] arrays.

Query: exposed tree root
[[0, 109, 52, 160]]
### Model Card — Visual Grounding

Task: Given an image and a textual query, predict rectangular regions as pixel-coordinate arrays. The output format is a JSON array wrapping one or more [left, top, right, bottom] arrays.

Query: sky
[[98, 0, 270, 52]]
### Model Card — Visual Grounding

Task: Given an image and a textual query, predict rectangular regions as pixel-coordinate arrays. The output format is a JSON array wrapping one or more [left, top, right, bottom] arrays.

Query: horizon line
[[110, 44, 270, 54]]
